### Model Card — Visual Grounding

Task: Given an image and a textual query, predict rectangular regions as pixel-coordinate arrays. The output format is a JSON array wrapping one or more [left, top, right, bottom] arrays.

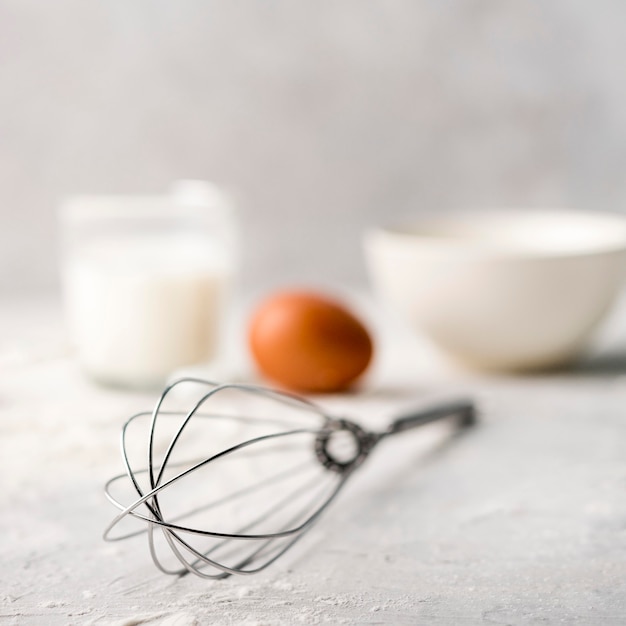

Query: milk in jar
[[60, 192, 237, 388]]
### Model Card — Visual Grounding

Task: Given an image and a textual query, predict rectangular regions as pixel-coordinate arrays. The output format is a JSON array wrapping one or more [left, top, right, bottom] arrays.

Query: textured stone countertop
[[1, 294, 626, 625]]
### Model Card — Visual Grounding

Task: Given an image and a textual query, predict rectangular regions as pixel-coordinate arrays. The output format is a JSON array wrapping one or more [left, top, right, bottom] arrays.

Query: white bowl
[[364, 210, 626, 371]]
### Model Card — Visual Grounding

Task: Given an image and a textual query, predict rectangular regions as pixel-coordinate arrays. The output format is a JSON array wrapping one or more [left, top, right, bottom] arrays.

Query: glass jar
[[59, 182, 238, 389]]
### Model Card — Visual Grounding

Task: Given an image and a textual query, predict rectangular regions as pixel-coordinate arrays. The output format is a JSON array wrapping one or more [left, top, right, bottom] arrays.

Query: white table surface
[[2, 293, 626, 625]]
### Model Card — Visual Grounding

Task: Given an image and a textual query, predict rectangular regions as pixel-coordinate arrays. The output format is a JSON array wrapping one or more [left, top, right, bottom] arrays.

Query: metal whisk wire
[[104, 378, 475, 579]]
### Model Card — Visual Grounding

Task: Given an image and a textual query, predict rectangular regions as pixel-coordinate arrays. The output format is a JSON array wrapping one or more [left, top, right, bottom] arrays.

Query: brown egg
[[248, 290, 374, 393]]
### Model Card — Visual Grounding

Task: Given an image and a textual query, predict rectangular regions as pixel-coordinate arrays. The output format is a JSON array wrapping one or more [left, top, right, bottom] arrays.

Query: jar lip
[[59, 195, 211, 222]]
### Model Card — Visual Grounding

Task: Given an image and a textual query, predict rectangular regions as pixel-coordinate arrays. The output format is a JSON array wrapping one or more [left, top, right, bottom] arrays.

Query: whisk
[[104, 378, 475, 579]]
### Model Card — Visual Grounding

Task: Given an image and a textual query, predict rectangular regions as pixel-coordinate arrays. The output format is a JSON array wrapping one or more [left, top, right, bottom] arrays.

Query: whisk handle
[[383, 399, 476, 437]]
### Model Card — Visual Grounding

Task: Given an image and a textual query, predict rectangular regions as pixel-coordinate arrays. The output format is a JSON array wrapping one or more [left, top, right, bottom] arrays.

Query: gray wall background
[[2, 1, 626, 295]]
